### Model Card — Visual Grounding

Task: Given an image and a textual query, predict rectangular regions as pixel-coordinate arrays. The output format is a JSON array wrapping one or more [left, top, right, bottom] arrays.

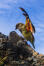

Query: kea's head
[[16, 23, 24, 30]]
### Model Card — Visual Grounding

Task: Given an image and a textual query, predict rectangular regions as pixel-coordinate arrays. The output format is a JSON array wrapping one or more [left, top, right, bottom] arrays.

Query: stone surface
[[0, 31, 44, 66]]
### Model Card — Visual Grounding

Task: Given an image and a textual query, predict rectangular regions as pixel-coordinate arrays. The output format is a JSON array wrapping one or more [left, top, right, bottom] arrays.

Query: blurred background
[[0, 0, 44, 54]]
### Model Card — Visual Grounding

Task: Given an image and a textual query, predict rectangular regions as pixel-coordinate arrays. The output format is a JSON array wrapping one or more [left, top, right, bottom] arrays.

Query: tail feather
[[32, 43, 35, 49], [30, 33, 35, 49]]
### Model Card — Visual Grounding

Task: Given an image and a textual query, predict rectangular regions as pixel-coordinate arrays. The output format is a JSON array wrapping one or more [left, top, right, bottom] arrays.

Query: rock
[[0, 32, 8, 43], [17, 40, 33, 59], [8, 31, 24, 44], [0, 31, 44, 66]]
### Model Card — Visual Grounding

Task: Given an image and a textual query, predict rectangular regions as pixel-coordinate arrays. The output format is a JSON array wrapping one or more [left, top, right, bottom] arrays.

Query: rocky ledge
[[0, 31, 44, 66]]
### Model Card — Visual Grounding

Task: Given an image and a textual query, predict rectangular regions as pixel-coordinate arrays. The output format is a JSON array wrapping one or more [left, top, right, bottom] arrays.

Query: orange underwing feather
[[25, 17, 33, 33]]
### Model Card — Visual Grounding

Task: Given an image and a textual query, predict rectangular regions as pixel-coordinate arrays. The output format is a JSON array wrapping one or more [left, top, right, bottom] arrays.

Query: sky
[[0, 0, 44, 54]]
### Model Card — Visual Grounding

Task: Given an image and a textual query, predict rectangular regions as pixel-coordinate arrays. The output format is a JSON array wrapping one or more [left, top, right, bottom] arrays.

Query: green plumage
[[16, 23, 35, 49]]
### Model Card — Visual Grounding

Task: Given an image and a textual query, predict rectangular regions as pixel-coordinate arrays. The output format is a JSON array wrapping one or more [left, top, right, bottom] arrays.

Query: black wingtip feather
[[19, 7, 29, 18]]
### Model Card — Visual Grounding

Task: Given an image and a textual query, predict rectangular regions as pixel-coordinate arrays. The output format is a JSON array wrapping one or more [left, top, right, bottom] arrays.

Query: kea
[[16, 23, 35, 49]]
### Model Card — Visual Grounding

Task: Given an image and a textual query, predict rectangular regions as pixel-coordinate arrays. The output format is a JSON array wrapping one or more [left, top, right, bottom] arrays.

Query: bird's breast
[[22, 31, 31, 39]]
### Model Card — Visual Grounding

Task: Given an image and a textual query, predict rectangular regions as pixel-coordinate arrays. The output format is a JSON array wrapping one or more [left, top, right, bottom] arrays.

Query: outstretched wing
[[19, 7, 35, 33], [31, 23, 35, 33], [19, 7, 29, 18]]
